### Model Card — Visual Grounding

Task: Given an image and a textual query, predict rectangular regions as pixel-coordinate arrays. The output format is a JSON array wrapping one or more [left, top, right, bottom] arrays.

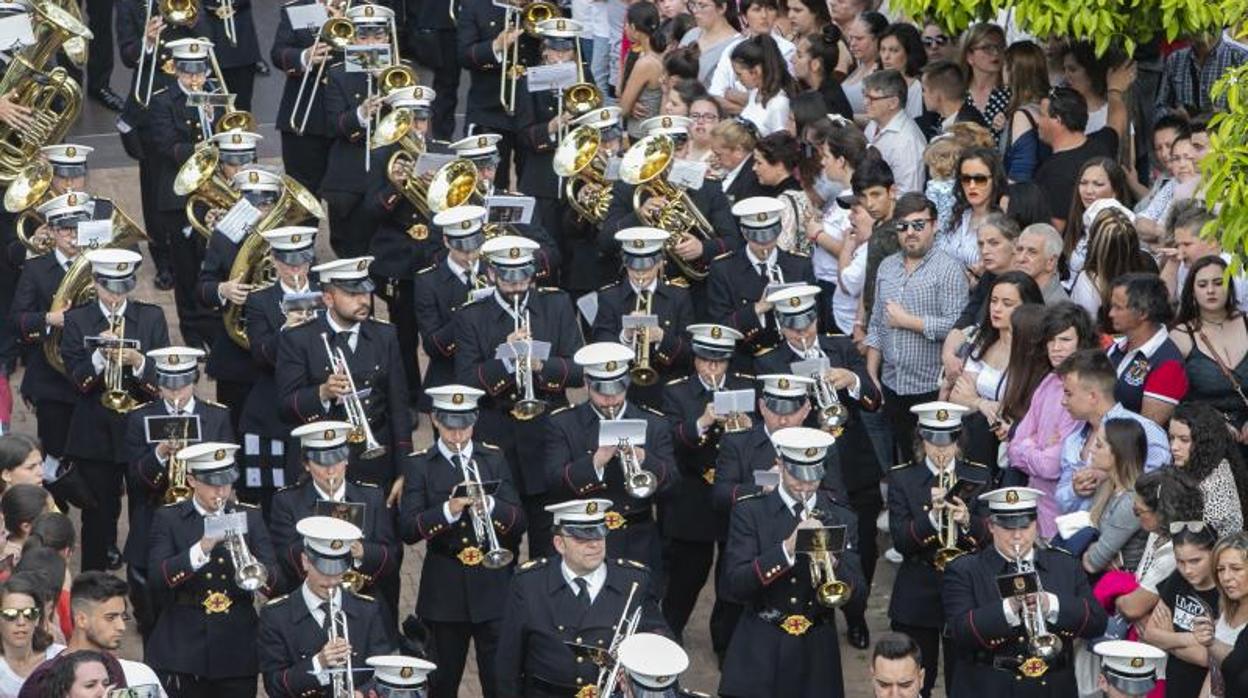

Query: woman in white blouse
[[729, 34, 796, 135], [0, 576, 64, 697]]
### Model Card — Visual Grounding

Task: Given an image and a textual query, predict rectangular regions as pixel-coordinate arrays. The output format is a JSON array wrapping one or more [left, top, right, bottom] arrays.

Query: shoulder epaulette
[[478, 441, 501, 450], [369, 316, 391, 325], [822, 331, 848, 338], [754, 345, 775, 357], [613, 558, 648, 570], [712, 250, 734, 262], [274, 482, 300, 493], [890, 461, 917, 471], [964, 460, 989, 469], [348, 589, 376, 601], [598, 280, 620, 292], [264, 593, 291, 606], [666, 277, 690, 288], [415, 264, 437, 276], [201, 399, 227, 409], [131, 400, 153, 411], [151, 86, 168, 97], [734, 491, 766, 503], [1039, 540, 1072, 556], [665, 375, 689, 386], [732, 372, 755, 380], [233, 500, 260, 510], [538, 286, 562, 294], [789, 248, 812, 258], [518, 557, 548, 572], [407, 446, 433, 457], [640, 404, 665, 418], [549, 404, 574, 417], [353, 480, 379, 488]]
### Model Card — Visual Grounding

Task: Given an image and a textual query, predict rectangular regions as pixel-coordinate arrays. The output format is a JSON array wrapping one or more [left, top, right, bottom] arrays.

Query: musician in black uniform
[[197, 0, 261, 109], [272, 0, 342, 193], [754, 282, 881, 649], [320, 3, 394, 258], [258, 515, 396, 698], [407, 0, 459, 141], [34, 144, 119, 223], [616, 632, 701, 697], [365, 84, 438, 410], [276, 255, 412, 489], [557, 106, 624, 296], [62, 248, 170, 572], [544, 341, 677, 575], [659, 323, 751, 646], [270, 420, 400, 618], [1093, 641, 1165, 698], [590, 228, 694, 410], [146, 441, 279, 697], [887, 402, 991, 698], [495, 498, 669, 698], [453, 234, 583, 557], [414, 205, 490, 411], [707, 196, 816, 362], [941, 486, 1107, 698], [718, 426, 866, 698], [365, 655, 438, 696], [123, 346, 235, 639], [143, 37, 223, 348], [240, 226, 320, 510], [399, 385, 526, 698]]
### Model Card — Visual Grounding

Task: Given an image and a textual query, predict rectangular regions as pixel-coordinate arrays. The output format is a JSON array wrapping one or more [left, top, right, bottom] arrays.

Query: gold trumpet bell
[[521, 1, 558, 35], [378, 65, 417, 96], [101, 389, 136, 414], [817, 580, 851, 608], [216, 109, 257, 134], [163, 484, 192, 505], [563, 82, 603, 116], [173, 146, 219, 196], [510, 398, 546, 421], [373, 108, 413, 149], [553, 125, 600, 177], [322, 16, 355, 49], [620, 134, 673, 185], [161, 0, 198, 26], [630, 364, 658, 387], [933, 546, 965, 572]]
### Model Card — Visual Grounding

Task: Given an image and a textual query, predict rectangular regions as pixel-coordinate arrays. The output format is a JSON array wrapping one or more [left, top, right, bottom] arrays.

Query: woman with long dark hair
[[0, 435, 43, 492], [1168, 403, 1248, 538], [1000, 40, 1050, 182], [1, 486, 49, 564], [620, 1, 668, 139], [0, 574, 61, 696], [730, 33, 795, 134], [878, 23, 927, 118], [1065, 157, 1134, 275], [941, 147, 1008, 275], [793, 26, 852, 120], [841, 11, 887, 115], [1068, 208, 1155, 326], [1140, 521, 1221, 698]]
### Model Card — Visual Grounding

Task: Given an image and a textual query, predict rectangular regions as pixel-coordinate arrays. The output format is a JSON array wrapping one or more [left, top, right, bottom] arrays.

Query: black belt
[[756, 608, 832, 636], [526, 675, 586, 696], [973, 650, 1070, 677]]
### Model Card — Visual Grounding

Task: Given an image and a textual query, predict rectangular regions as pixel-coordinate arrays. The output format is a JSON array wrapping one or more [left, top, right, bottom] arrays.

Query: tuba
[[43, 207, 149, 376], [0, 0, 91, 184], [6, 159, 55, 255], [553, 125, 610, 223], [175, 145, 240, 240], [620, 135, 716, 281]]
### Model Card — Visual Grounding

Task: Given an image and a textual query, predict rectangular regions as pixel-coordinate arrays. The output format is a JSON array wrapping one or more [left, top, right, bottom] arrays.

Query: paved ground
[[4, 3, 936, 694]]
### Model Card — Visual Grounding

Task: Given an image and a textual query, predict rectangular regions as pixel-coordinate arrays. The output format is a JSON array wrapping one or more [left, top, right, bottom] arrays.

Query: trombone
[[319, 333, 387, 460], [326, 590, 354, 698], [629, 291, 657, 386], [134, 0, 199, 107], [453, 442, 515, 569], [290, 16, 355, 134], [509, 296, 545, 420], [497, 0, 558, 114], [932, 464, 965, 572], [804, 520, 851, 608], [617, 436, 656, 499], [101, 313, 136, 413]]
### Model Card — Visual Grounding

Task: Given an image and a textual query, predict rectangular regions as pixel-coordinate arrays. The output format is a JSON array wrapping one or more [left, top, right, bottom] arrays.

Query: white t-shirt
[[706, 31, 796, 98], [833, 243, 868, 333], [739, 90, 790, 136], [0, 644, 64, 698]]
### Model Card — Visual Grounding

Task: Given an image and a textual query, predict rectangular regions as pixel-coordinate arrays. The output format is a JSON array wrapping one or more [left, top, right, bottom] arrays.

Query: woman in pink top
[[1005, 302, 1102, 537]]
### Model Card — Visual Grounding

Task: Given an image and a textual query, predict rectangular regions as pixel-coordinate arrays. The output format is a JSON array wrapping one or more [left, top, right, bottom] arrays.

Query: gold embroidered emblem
[[604, 511, 625, 530], [781, 615, 812, 636], [457, 546, 483, 566], [203, 591, 232, 614]]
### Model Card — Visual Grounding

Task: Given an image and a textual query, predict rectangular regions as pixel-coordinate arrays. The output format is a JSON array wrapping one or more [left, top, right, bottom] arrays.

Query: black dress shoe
[[255, 60, 270, 76], [847, 623, 870, 650], [91, 87, 124, 112], [154, 269, 175, 291], [106, 545, 124, 571]]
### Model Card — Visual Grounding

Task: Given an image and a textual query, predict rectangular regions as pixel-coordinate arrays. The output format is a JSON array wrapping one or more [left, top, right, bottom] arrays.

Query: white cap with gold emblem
[[37, 191, 92, 227], [1093, 640, 1165, 696], [426, 385, 485, 429], [481, 234, 539, 270], [210, 130, 263, 152], [147, 346, 205, 389], [688, 323, 742, 360], [978, 486, 1045, 528], [230, 167, 283, 192], [545, 498, 614, 539], [771, 426, 834, 481], [732, 195, 785, 229], [450, 133, 502, 159], [312, 256, 376, 293], [86, 248, 141, 282], [433, 205, 487, 238], [574, 342, 633, 381], [911, 400, 970, 446], [260, 225, 317, 263], [757, 374, 813, 416], [640, 114, 691, 137], [291, 420, 354, 466], [618, 632, 689, 690], [178, 441, 241, 486], [573, 106, 622, 130], [166, 37, 214, 62], [367, 655, 437, 689], [766, 284, 821, 327], [345, 3, 394, 24], [614, 226, 667, 259], [41, 143, 93, 166], [296, 515, 363, 575]]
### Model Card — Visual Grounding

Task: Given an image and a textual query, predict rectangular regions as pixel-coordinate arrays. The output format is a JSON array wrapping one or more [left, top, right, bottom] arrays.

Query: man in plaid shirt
[[864, 192, 968, 466], [1156, 31, 1248, 117]]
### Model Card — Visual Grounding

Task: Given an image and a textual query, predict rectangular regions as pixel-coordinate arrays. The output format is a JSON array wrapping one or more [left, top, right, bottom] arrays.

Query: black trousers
[[140, 160, 172, 274], [709, 545, 742, 663], [219, 66, 255, 112], [889, 620, 956, 698], [78, 459, 124, 571], [157, 672, 256, 698], [60, 0, 113, 91], [35, 400, 74, 458], [661, 537, 715, 641], [127, 565, 158, 642], [155, 210, 213, 347], [322, 191, 368, 258], [883, 387, 939, 465], [523, 495, 554, 560], [841, 484, 883, 628], [280, 131, 332, 195], [428, 618, 500, 698], [426, 30, 461, 142], [215, 379, 250, 436], [374, 278, 422, 408]]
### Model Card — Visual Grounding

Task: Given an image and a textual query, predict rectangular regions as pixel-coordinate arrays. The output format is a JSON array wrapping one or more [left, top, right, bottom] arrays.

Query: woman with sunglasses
[[1168, 403, 1248, 541], [940, 147, 1007, 276], [0, 574, 62, 696], [1193, 532, 1248, 697], [1140, 520, 1221, 698], [921, 19, 957, 63], [958, 23, 1009, 139]]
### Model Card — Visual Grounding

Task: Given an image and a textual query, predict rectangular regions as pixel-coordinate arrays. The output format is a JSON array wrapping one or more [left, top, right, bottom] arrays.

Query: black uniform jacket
[[272, 0, 331, 138], [123, 398, 235, 569], [62, 300, 169, 462], [399, 440, 526, 623], [197, 0, 261, 69], [712, 422, 846, 517], [145, 84, 220, 212], [145, 499, 279, 678], [598, 180, 742, 275], [413, 255, 476, 397], [495, 555, 668, 698], [11, 253, 76, 403], [240, 282, 320, 438], [196, 230, 258, 384], [456, 0, 541, 131], [706, 248, 816, 355], [659, 372, 753, 542], [589, 280, 694, 409], [321, 63, 372, 195]]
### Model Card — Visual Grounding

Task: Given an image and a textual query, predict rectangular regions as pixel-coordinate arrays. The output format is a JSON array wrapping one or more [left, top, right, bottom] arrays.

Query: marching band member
[[272, 0, 343, 192], [276, 255, 412, 488], [590, 227, 695, 410], [145, 441, 278, 697], [239, 226, 319, 510], [270, 420, 400, 617], [495, 498, 669, 698], [545, 341, 678, 573], [453, 234, 582, 557], [258, 515, 395, 698], [144, 37, 225, 349], [62, 248, 170, 572], [616, 632, 699, 697], [321, 3, 395, 258], [198, 0, 262, 109], [407, 0, 460, 143], [718, 426, 866, 698], [413, 205, 490, 410], [886, 402, 990, 698], [941, 487, 1107, 697], [365, 655, 438, 697], [36, 144, 117, 222], [558, 106, 624, 296], [123, 346, 233, 639], [707, 196, 815, 361], [1092, 640, 1165, 698], [659, 323, 752, 647], [400, 385, 526, 698]]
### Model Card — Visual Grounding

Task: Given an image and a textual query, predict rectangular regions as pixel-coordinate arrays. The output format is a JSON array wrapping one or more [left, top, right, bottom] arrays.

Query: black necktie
[[450, 453, 463, 473], [318, 601, 332, 634], [792, 500, 805, 520], [574, 578, 591, 608], [756, 262, 768, 278]]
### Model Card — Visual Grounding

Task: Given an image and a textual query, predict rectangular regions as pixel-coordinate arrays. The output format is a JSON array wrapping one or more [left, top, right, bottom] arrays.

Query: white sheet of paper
[[668, 159, 708, 190], [271, 439, 284, 457], [789, 358, 828, 378], [621, 314, 659, 329], [469, 287, 495, 303], [76, 220, 112, 249], [714, 389, 755, 414], [486, 194, 535, 225], [216, 198, 262, 244], [413, 152, 456, 177], [0, 15, 35, 51], [203, 511, 249, 538], [495, 340, 552, 363], [598, 419, 648, 447], [604, 157, 622, 181], [753, 469, 780, 487], [284, 3, 327, 31], [243, 433, 260, 456], [576, 291, 599, 326], [345, 44, 390, 72], [272, 468, 286, 488], [525, 63, 578, 92]]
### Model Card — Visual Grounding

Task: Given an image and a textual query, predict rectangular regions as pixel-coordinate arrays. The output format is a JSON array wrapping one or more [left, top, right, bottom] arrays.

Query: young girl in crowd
[[1083, 419, 1149, 573], [730, 33, 795, 135], [1142, 521, 1221, 698]]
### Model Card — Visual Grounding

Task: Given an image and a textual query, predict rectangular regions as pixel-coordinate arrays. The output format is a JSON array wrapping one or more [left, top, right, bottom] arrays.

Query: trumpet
[[509, 296, 546, 420], [320, 333, 387, 460], [617, 436, 656, 499], [595, 582, 642, 698], [454, 443, 515, 570], [101, 313, 136, 413], [932, 464, 964, 572], [804, 516, 851, 608], [1011, 543, 1063, 664], [629, 291, 657, 386], [163, 413, 193, 505], [326, 590, 354, 698], [134, 0, 199, 107], [801, 338, 848, 436], [290, 16, 355, 134], [620, 134, 717, 281], [210, 497, 270, 591]]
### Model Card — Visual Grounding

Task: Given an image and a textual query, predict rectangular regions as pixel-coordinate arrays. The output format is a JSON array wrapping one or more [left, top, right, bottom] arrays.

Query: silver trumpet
[[211, 497, 269, 592], [596, 581, 642, 698], [320, 333, 387, 460], [801, 337, 848, 436], [1011, 543, 1063, 662], [326, 589, 354, 698], [617, 436, 656, 499], [454, 443, 514, 569], [509, 296, 546, 420]]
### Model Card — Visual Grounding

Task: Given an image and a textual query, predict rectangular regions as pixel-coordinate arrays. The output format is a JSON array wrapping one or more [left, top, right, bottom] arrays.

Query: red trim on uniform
[[675, 422, 695, 448], [432, 329, 454, 357], [967, 610, 991, 649], [370, 542, 390, 577], [908, 520, 923, 547], [753, 557, 766, 583], [416, 513, 431, 541], [289, 394, 308, 422]]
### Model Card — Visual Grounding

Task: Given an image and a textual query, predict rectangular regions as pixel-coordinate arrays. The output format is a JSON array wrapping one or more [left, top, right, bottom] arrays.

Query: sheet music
[[284, 3, 327, 30], [216, 198, 263, 244], [668, 159, 708, 190], [203, 511, 249, 538], [598, 419, 648, 447], [0, 15, 35, 51], [76, 220, 113, 249], [713, 389, 755, 414], [525, 63, 578, 92]]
